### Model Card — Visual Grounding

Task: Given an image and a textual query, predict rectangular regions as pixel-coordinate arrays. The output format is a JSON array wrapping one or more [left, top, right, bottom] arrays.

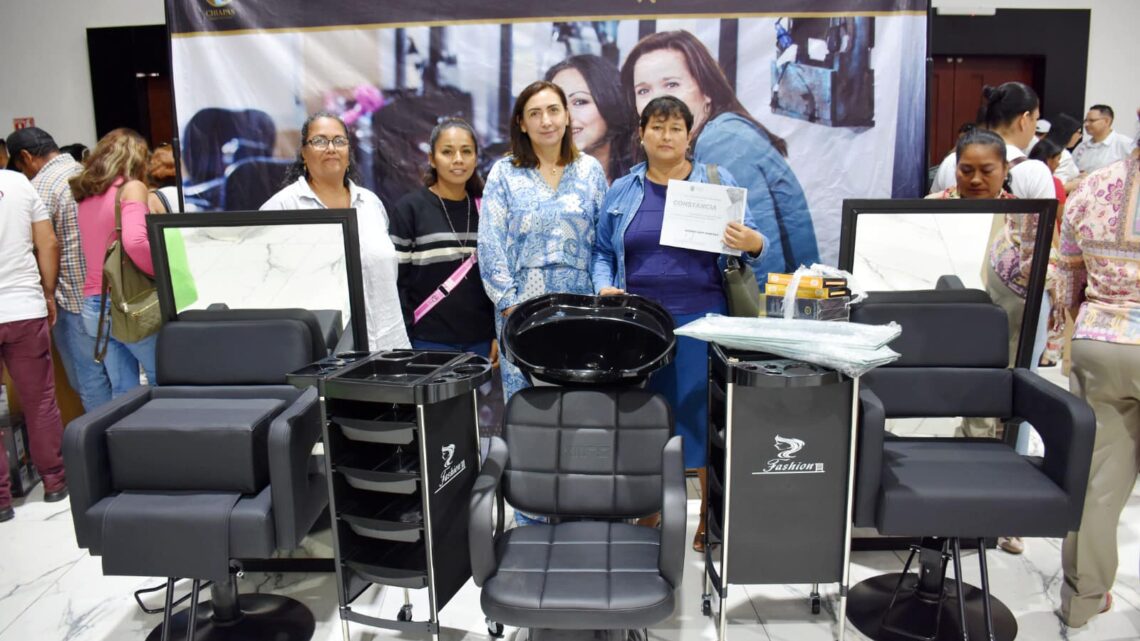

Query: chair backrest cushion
[[502, 388, 673, 518], [157, 316, 317, 385], [852, 291, 1013, 418]]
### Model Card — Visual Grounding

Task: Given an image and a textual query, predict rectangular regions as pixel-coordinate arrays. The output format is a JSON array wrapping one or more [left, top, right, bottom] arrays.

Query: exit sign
[[12, 117, 35, 129]]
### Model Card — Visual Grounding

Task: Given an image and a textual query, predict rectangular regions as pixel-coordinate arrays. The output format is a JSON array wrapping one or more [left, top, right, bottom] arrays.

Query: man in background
[[7, 127, 111, 411], [1072, 105, 1134, 173], [0, 169, 67, 522]]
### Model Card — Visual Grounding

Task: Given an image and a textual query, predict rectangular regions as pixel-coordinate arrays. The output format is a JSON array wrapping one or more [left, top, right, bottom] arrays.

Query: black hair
[[423, 117, 484, 198], [978, 82, 1039, 129], [955, 128, 1007, 163], [282, 111, 359, 188], [639, 95, 694, 132], [1089, 104, 1114, 121], [59, 143, 88, 163], [544, 54, 636, 180], [1028, 137, 1063, 164], [1045, 113, 1082, 148], [957, 122, 977, 137]]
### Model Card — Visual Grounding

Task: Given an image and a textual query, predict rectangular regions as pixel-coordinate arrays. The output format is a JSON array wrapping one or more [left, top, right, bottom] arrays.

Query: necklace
[[432, 188, 471, 248]]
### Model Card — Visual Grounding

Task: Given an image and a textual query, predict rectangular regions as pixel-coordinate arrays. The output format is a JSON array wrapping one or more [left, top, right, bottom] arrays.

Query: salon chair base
[[144, 593, 315, 641], [847, 574, 1017, 641], [515, 628, 648, 641]]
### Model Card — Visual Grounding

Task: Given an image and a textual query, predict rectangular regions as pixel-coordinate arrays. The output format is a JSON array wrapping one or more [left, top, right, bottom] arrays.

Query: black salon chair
[[64, 310, 329, 641], [469, 388, 685, 639], [846, 293, 1095, 641]]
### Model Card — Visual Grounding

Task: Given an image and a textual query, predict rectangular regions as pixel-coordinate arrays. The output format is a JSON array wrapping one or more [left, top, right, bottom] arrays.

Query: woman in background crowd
[[70, 128, 157, 396], [545, 54, 635, 184], [1044, 113, 1083, 187], [593, 96, 767, 552], [390, 118, 496, 360], [621, 29, 818, 277], [262, 112, 409, 352], [478, 80, 607, 402], [1054, 148, 1140, 629]]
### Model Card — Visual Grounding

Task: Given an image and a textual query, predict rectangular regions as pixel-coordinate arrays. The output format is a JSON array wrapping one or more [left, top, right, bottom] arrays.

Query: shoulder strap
[[152, 189, 173, 214], [1008, 156, 1028, 170], [114, 182, 127, 232], [707, 164, 721, 185]]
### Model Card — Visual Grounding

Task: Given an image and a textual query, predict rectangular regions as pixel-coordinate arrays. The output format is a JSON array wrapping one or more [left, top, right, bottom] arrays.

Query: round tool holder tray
[[502, 293, 676, 385]]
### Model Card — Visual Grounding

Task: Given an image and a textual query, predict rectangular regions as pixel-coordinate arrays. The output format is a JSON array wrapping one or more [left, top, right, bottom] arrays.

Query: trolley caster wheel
[[397, 604, 413, 622], [486, 618, 505, 638], [810, 595, 821, 615], [701, 594, 712, 617]]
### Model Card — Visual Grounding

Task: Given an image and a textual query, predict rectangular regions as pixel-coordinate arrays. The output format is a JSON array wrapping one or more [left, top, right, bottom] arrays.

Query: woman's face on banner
[[955, 143, 1008, 198], [430, 126, 477, 189], [302, 117, 350, 182], [520, 88, 570, 150], [551, 67, 606, 153], [640, 114, 689, 167], [632, 49, 711, 133]]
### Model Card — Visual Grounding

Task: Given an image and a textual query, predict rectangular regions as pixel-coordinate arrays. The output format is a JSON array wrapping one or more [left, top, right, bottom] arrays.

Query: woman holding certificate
[[592, 95, 767, 552]]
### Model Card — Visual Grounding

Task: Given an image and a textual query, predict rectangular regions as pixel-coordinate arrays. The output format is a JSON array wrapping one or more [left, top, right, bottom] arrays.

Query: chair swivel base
[[847, 573, 1017, 641], [144, 594, 315, 641]]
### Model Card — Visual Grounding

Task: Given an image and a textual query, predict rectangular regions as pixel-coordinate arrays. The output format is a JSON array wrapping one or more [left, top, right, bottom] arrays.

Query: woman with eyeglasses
[[262, 112, 410, 351]]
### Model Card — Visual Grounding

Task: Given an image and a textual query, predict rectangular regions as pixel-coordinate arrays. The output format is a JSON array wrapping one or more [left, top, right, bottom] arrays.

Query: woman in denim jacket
[[592, 96, 767, 551]]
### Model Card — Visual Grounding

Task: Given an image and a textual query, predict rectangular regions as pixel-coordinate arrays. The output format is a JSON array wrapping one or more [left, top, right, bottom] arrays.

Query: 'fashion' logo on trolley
[[435, 443, 466, 494], [754, 435, 824, 475]]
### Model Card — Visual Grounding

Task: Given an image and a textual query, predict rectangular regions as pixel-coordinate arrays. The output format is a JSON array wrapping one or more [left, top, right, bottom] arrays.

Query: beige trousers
[[959, 262, 1025, 438], [1060, 339, 1140, 626]]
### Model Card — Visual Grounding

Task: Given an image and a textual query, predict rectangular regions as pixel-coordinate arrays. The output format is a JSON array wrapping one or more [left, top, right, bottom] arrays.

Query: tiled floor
[[1, 366, 1137, 641]]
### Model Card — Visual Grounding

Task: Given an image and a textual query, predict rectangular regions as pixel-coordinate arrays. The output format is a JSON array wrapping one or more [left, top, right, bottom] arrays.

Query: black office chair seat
[[878, 439, 1072, 538], [483, 521, 674, 629]]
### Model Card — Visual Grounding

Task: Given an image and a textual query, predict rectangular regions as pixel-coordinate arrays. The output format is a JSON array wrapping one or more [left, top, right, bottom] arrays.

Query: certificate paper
[[659, 179, 748, 254]]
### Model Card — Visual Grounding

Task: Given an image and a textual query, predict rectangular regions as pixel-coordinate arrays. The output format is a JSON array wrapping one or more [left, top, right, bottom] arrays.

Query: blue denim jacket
[[693, 113, 819, 275], [591, 161, 769, 293]]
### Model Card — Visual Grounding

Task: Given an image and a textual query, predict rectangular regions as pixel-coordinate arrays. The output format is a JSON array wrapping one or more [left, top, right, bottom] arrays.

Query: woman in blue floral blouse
[[478, 80, 609, 401]]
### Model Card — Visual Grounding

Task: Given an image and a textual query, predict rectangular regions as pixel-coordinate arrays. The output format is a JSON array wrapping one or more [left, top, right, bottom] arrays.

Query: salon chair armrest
[[63, 386, 154, 549], [267, 386, 326, 549], [854, 387, 886, 529], [1011, 369, 1096, 530], [658, 435, 685, 589], [470, 436, 508, 587]]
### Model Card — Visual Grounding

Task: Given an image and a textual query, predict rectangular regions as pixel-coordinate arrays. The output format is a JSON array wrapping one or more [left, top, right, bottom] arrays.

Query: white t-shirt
[[0, 170, 50, 323], [1072, 131, 1135, 174], [261, 177, 410, 352], [930, 144, 1056, 199], [1054, 149, 1079, 183]]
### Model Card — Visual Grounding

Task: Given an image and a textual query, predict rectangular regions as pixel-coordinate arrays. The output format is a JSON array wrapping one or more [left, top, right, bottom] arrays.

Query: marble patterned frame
[[145, 208, 368, 349], [838, 198, 1057, 371]]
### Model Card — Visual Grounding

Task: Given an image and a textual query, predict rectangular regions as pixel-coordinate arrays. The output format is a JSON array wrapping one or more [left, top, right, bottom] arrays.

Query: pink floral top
[[1054, 156, 1140, 345], [926, 188, 1033, 296]]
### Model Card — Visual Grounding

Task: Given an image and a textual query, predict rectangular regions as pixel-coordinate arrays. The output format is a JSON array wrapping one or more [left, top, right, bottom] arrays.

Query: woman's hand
[[723, 221, 764, 256], [599, 287, 626, 296], [489, 339, 500, 369]]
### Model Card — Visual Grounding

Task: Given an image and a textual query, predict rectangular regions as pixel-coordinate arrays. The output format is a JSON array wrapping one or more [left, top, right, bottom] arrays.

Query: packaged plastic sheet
[[676, 315, 901, 378]]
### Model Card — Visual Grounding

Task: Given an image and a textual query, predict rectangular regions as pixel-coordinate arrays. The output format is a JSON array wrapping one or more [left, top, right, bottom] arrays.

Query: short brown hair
[[69, 128, 150, 201], [509, 80, 578, 169]]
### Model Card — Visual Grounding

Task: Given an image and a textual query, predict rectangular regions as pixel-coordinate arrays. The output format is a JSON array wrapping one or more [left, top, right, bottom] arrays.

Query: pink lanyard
[[412, 253, 478, 324]]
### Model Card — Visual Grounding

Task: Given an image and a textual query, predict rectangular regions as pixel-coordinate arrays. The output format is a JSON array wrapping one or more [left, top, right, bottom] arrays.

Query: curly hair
[[69, 128, 150, 201]]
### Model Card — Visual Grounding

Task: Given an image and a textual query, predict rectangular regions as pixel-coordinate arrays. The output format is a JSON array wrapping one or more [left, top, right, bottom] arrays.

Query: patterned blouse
[[927, 187, 1032, 296], [1054, 156, 1140, 345], [477, 154, 608, 312]]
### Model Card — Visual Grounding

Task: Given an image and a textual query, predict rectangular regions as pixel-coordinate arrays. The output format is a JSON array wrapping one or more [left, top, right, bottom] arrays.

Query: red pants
[[0, 317, 66, 506]]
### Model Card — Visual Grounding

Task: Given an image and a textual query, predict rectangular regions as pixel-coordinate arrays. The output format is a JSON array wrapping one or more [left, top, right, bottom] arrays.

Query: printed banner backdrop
[[167, 0, 928, 267]]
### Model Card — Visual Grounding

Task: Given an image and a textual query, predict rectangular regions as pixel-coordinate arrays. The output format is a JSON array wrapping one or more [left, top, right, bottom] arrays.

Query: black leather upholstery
[[176, 308, 329, 364], [851, 293, 1095, 539], [107, 397, 285, 492], [64, 311, 329, 585], [482, 522, 675, 629], [501, 388, 674, 518], [471, 388, 684, 631]]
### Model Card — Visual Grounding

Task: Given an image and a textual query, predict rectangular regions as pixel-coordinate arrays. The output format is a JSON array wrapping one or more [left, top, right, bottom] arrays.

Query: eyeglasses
[[1083, 117, 1105, 124], [306, 135, 350, 150]]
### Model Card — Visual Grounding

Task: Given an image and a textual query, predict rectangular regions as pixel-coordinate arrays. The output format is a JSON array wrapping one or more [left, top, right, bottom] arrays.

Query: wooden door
[[929, 56, 1040, 168]]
